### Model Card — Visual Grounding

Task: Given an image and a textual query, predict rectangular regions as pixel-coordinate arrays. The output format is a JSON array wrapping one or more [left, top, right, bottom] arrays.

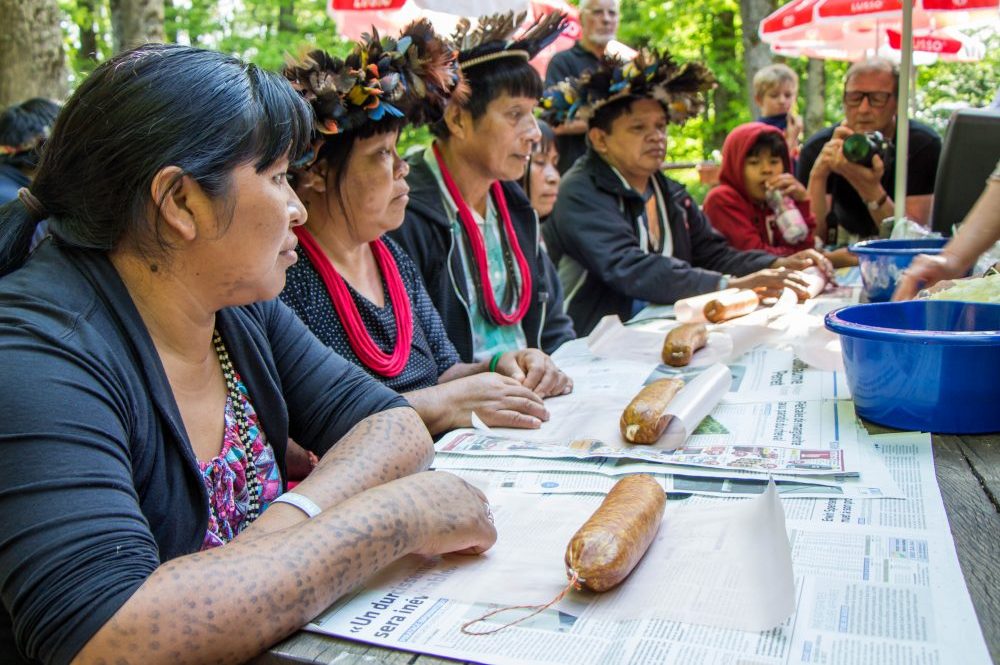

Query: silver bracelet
[[270, 491, 322, 518]]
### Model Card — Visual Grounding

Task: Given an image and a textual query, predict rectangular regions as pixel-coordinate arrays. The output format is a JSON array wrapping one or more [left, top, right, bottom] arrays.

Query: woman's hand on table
[[396, 471, 497, 556], [441, 373, 550, 430], [494, 349, 573, 398]]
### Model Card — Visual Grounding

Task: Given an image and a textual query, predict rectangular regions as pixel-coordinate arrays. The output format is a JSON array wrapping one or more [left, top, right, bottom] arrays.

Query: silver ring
[[485, 504, 495, 525]]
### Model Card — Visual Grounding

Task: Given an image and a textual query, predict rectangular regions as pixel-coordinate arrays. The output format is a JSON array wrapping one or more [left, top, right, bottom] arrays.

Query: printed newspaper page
[[307, 433, 991, 664]]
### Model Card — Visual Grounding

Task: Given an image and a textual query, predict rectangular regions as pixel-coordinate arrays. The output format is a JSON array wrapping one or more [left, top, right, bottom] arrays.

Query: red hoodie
[[703, 122, 815, 256]]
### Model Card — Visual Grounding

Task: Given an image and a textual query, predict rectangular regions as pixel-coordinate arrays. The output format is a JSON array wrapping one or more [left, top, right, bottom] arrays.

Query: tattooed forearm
[[72, 412, 494, 665]]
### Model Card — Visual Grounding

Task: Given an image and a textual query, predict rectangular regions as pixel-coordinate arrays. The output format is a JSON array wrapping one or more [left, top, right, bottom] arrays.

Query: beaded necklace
[[212, 330, 262, 524], [432, 142, 533, 326], [293, 227, 413, 377]]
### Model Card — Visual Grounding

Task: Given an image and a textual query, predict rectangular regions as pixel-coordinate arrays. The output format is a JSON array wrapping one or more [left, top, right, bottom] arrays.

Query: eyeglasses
[[843, 90, 894, 108]]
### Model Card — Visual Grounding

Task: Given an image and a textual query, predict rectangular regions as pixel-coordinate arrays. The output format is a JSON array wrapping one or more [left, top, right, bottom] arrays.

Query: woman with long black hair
[[0, 44, 494, 664]]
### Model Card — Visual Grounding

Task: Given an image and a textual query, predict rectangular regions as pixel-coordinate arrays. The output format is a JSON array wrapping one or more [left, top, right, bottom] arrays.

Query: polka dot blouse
[[280, 235, 460, 394]]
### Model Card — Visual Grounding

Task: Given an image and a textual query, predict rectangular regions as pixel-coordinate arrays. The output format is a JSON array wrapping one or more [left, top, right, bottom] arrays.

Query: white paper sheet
[[674, 288, 741, 323], [585, 315, 733, 368], [477, 362, 731, 452], [322, 485, 795, 633]]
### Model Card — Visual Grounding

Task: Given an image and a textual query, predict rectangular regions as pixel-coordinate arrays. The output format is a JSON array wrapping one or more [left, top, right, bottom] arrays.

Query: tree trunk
[[709, 10, 737, 153], [78, 0, 100, 62], [0, 0, 67, 108], [738, 0, 776, 118], [110, 0, 165, 54], [804, 58, 826, 139], [278, 0, 297, 34], [164, 0, 178, 43]]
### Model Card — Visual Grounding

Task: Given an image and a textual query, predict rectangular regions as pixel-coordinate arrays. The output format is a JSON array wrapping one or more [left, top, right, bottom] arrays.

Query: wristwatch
[[866, 191, 888, 211]]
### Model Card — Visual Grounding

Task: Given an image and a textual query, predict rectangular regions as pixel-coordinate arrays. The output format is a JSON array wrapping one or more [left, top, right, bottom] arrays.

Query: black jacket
[[547, 149, 776, 335], [388, 152, 575, 362]]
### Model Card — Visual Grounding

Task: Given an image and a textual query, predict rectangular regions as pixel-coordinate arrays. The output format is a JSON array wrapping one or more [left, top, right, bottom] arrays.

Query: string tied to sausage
[[460, 570, 581, 636]]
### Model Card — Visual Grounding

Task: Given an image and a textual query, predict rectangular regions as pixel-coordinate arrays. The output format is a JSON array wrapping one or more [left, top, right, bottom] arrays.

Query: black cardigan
[[388, 152, 575, 362], [0, 238, 406, 664]]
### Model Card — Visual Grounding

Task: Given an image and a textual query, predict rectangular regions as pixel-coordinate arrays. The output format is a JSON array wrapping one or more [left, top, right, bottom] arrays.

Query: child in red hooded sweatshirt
[[704, 122, 815, 257]]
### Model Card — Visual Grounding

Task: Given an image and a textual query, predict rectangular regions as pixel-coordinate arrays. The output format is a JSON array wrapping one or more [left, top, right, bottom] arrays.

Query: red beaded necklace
[[432, 142, 533, 326], [294, 227, 413, 377]]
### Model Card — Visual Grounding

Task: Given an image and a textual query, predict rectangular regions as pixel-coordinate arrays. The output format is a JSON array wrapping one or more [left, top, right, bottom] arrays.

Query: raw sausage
[[661, 322, 708, 367], [703, 289, 760, 323], [565, 474, 666, 592], [620, 378, 684, 444]]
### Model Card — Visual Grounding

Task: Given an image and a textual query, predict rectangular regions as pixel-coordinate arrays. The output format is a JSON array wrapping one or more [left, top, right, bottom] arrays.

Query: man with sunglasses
[[797, 57, 941, 249]]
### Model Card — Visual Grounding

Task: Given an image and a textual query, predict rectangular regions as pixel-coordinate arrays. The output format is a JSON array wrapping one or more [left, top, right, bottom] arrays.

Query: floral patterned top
[[197, 371, 282, 550]]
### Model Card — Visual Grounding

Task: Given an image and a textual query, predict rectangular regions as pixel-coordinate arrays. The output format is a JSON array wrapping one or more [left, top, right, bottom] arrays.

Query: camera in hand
[[842, 131, 891, 168]]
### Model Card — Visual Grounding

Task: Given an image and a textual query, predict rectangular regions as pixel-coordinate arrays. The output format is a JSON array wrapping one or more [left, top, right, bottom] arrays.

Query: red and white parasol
[[759, 0, 996, 63]]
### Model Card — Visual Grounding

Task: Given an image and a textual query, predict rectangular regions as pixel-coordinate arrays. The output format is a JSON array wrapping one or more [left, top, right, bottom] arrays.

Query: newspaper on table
[[307, 432, 992, 664], [456, 396, 858, 476], [449, 467, 893, 499], [435, 404, 902, 499], [441, 429, 848, 476], [310, 481, 794, 639]]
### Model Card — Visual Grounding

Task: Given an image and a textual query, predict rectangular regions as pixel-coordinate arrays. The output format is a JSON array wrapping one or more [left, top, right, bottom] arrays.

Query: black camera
[[842, 131, 892, 168]]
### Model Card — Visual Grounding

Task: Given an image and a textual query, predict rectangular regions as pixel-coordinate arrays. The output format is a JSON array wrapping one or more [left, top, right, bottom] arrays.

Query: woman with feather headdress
[[281, 20, 570, 434], [541, 51, 835, 335], [388, 11, 577, 384]]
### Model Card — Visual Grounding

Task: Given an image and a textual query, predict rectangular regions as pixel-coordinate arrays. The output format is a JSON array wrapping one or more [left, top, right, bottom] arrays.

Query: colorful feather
[[283, 18, 465, 157], [542, 49, 716, 126]]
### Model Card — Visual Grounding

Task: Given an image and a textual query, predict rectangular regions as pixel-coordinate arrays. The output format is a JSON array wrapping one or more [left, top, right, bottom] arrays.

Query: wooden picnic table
[[255, 430, 1000, 665]]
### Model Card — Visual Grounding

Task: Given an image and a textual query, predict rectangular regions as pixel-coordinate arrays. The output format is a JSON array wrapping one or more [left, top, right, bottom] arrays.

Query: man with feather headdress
[[542, 52, 833, 335]]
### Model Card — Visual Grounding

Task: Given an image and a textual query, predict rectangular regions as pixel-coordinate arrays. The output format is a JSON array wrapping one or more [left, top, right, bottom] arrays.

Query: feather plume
[[453, 10, 568, 69], [542, 49, 715, 126], [284, 19, 464, 163]]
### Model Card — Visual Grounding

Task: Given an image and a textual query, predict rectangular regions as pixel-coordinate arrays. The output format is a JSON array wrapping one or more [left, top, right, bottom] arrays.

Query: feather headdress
[[541, 50, 716, 126], [283, 19, 465, 166], [452, 10, 567, 71]]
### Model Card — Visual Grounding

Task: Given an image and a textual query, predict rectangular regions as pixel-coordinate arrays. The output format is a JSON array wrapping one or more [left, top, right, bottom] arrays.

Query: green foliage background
[[58, 0, 998, 197]]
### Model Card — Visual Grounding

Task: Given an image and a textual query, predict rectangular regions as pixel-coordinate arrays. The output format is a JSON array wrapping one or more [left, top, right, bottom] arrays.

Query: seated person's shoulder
[[0, 244, 96, 332], [908, 119, 942, 150]]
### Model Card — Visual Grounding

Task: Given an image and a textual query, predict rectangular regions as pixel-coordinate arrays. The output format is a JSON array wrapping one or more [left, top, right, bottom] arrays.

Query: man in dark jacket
[[390, 12, 575, 364], [545, 52, 830, 335]]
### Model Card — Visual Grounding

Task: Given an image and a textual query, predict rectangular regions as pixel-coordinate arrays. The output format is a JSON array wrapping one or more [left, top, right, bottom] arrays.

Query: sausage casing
[[703, 289, 760, 323], [661, 322, 708, 367], [620, 378, 685, 444], [565, 474, 666, 592]]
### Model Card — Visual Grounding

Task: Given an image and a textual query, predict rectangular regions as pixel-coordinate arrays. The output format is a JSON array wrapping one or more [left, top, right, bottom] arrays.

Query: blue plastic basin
[[848, 238, 949, 302], [825, 301, 1000, 433]]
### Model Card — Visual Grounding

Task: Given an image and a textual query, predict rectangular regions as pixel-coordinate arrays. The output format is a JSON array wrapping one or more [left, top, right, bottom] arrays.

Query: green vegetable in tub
[[926, 274, 1000, 304]]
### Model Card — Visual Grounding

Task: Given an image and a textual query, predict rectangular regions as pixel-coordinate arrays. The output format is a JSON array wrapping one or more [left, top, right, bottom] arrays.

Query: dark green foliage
[[50, 1, 999, 196]]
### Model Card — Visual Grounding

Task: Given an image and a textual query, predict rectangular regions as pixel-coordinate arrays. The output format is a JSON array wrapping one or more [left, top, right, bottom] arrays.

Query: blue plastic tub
[[848, 238, 949, 302], [825, 301, 1000, 433]]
